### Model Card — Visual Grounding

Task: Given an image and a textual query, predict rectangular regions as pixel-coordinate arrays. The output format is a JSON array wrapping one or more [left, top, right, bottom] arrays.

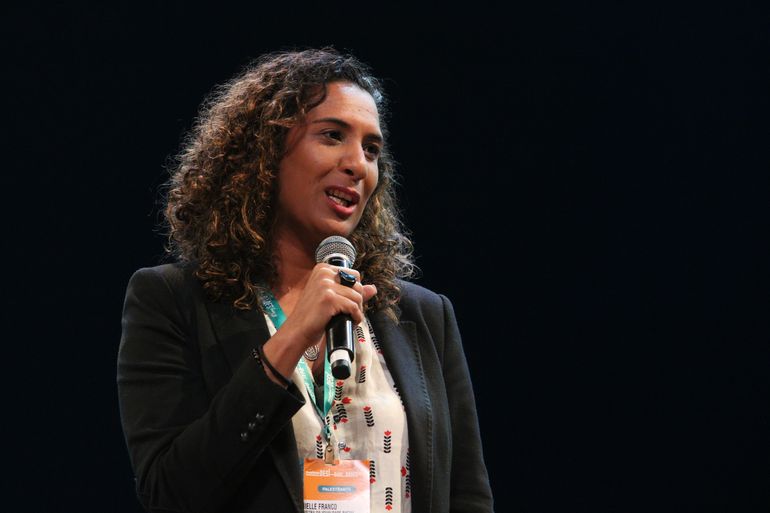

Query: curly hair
[[163, 48, 415, 318]]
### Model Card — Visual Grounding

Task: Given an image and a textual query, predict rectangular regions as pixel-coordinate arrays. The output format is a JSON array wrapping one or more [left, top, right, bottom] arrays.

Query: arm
[[439, 294, 495, 513], [116, 267, 305, 513]]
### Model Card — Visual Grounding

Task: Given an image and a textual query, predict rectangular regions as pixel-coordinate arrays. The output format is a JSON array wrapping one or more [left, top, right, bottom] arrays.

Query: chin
[[323, 220, 359, 238]]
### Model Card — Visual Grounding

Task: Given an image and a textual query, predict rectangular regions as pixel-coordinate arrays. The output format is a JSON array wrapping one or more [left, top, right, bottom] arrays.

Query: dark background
[[5, 3, 769, 512]]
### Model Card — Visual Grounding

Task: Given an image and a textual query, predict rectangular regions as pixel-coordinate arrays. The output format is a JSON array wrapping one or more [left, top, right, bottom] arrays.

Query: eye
[[322, 130, 343, 142], [364, 143, 381, 160]]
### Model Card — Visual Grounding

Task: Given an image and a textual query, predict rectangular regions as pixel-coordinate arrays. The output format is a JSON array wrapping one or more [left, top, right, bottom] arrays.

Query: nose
[[340, 144, 368, 182]]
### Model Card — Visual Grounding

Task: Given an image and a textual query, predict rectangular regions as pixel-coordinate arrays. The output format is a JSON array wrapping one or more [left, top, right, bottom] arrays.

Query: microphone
[[315, 236, 357, 380]]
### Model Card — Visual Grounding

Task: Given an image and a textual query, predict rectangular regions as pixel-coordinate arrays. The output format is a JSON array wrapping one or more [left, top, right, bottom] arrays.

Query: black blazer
[[117, 263, 493, 513]]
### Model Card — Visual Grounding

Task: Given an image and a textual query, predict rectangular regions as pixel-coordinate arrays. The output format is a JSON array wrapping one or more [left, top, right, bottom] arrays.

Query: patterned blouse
[[264, 316, 412, 513]]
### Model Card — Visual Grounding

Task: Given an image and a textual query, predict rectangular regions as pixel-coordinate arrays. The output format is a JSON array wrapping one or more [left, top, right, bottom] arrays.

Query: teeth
[[329, 195, 349, 207], [330, 190, 353, 202], [327, 190, 353, 207]]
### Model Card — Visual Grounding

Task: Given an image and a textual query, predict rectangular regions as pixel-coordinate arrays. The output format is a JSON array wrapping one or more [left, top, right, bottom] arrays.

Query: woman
[[117, 48, 493, 513]]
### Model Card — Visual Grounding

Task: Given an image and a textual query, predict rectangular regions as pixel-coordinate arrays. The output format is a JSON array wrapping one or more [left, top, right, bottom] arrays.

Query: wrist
[[252, 345, 291, 388]]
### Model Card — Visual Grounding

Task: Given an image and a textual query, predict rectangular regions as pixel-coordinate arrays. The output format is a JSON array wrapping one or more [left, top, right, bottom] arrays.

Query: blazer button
[[247, 421, 257, 432], [255, 412, 265, 423], [240, 431, 249, 443]]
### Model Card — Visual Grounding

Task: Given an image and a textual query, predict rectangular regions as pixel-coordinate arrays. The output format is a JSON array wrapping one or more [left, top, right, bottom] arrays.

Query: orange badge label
[[303, 458, 370, 513]]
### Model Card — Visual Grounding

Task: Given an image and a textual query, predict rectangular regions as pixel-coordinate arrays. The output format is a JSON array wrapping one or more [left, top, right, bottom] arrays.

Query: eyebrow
[[312, 117, 384, 145]]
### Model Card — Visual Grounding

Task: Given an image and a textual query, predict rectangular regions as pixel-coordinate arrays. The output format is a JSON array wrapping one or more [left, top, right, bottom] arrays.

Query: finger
[[338, 269, 357, 288], [317, 265, 362, 290], [335, 294, 365, 325], [331, 277, 375, 310], [332, 282, 366, 311], [315, 266, 349, 289], [330, 266, 361, 283], [332, 282, 374, 321], [362, 284, 377, 303], [318, 287, 361, 325]]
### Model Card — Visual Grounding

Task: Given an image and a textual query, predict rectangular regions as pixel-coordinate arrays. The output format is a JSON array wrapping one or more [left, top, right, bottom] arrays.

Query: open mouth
[[325, 187, 359, 208]]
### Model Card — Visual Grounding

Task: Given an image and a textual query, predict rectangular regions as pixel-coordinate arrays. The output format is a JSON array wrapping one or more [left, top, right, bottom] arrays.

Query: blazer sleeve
[[438, 294, 495, 513], [116, 267, 305, 513]]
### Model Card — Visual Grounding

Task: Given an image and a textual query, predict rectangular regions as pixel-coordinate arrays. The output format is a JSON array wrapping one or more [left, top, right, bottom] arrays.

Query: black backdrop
[[5, 3, 769, 512]]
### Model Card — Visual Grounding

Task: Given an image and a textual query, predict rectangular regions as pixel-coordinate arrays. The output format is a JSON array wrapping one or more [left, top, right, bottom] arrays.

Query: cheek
[[359, 173, 379, 213], [366, 166, 380, 193]]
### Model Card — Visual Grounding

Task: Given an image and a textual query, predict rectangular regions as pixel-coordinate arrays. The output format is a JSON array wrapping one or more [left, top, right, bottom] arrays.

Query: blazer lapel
[[205, 300, 303, 513], [205, 300, 270, 372], [369, 311, 433, 513]]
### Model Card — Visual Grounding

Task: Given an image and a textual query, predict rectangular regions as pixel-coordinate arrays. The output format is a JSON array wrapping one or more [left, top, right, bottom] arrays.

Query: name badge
[[303, 459, 370, 513]]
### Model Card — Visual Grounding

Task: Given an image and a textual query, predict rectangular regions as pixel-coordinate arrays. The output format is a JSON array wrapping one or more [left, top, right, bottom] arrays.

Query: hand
[[260, 264, 377, 383], [283, 263, 377, 349]]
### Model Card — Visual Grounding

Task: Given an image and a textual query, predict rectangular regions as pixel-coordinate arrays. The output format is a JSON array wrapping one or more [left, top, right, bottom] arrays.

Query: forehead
[[308, 82, 381, 128]]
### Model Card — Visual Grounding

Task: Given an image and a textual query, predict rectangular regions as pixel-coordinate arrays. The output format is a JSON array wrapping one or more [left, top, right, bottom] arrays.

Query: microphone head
[[315, 236, 356, 265]]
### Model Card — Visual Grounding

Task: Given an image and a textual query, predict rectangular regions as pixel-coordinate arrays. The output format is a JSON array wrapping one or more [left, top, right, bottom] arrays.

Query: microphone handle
[[326, 314, 354, 379], [325, 256, 354, 379]]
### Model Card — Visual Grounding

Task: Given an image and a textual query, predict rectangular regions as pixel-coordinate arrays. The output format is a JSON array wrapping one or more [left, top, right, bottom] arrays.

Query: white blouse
[[264, 316, 412, 513]]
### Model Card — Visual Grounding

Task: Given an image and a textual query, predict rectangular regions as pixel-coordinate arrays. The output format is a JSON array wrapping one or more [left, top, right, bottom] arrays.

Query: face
[[274, 81, 383, 249]]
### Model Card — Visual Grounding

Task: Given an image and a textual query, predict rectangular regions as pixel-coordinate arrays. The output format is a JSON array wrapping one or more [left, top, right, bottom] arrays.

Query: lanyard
[[259, 289, 334, 444]]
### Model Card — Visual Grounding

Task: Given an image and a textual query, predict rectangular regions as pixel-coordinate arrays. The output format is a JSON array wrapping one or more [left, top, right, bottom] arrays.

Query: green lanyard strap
[[259, 289, 333, 442]]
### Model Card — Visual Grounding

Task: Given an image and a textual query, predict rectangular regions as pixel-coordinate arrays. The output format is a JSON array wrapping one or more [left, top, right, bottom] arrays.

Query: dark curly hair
[[163, 48, 415, 318]]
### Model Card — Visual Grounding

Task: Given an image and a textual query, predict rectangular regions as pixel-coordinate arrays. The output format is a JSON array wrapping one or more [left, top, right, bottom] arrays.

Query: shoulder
[[395, 279, 452, 323], [391, 280, 464, 364], [128, 262, 195, 289], [122, 263, 205, 330], [125, 262, 201, 307]]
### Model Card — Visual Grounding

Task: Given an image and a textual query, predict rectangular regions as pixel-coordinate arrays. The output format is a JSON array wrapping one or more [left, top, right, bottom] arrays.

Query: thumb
[[362, 284, 378, 303]]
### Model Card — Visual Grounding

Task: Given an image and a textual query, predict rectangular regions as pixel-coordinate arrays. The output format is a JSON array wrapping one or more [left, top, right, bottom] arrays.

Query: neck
[[272, 231, 317, 301]]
